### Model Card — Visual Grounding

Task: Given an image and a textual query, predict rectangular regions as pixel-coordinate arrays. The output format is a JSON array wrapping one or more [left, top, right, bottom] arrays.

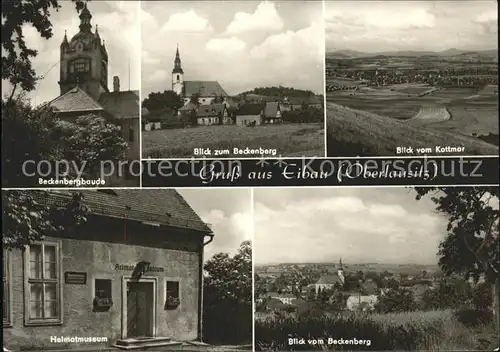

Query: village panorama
[[253, 187, 499, 351], [140, 1, 325, 159]]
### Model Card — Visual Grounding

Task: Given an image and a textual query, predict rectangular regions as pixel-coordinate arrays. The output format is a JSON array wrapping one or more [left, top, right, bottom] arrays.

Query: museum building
[[2, 189, 214, 350]]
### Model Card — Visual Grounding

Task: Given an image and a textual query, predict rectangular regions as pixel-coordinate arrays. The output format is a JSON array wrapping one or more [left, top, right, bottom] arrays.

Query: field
[[326, 83, 499, 155], [326, 102, 499, 156], [255, 310, 496, 351], [142, 123, 325, 158]]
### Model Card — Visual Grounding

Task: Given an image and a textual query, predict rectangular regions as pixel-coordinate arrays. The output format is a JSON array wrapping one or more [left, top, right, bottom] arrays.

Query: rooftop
[[32, 190, 212, 234]]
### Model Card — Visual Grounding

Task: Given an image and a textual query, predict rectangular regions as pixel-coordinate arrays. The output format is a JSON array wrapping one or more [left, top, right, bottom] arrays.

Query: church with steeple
[[170, 46, 229, 106], [48, 3, 140, 174]]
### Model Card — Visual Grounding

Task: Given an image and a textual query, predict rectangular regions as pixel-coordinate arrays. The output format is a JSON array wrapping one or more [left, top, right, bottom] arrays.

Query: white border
[[138, 0, 143, 188], [322, 0, 328, 158], [250, 188, 256, 352]]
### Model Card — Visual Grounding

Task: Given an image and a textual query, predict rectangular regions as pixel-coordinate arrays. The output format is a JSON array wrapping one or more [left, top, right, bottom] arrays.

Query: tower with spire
[[59, 3, 109, 99], [172, 44, 184, 96]]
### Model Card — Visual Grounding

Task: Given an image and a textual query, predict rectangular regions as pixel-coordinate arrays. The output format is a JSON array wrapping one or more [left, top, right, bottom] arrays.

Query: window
[[24, 243, 61, 325], [93, 279, 113, 312], [69, 58, 90, 74], [176, 74, 180, 81], [3, 250, 11, 327], [165, 280, 180, 309], [128, 128, 134, 142]]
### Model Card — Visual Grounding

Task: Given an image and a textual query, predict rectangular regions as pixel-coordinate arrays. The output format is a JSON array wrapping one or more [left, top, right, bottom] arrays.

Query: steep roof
[[179, 102, 197, 111], [316, 275, 343, 285], [197, 103, 225, 117], [236, 103, 264, 116], [33, 189, 212, 234], [49, 86, 104, 113], [99, 90, 140, 119], [184, 81, 228, 98], [264, 102, 280, 118]]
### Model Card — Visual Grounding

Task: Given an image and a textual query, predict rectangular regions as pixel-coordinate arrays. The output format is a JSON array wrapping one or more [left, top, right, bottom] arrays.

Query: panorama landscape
[[325, 1, 499, 157]]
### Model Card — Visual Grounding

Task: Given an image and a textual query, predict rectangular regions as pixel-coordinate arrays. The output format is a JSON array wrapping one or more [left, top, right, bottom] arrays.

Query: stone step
[[113, 337, 182, 350]]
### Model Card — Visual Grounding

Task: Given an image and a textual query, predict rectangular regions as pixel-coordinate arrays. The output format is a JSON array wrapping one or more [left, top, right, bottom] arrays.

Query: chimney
[[113, 76, 120, 92]]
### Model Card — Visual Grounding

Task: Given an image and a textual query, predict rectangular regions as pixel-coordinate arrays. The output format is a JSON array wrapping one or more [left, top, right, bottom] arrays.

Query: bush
[[454, 308, 493, 328], [255, 311, 451, 351]]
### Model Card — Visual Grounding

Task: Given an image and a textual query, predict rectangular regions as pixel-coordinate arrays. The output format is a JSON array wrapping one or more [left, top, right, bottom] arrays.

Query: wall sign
[[64, 271, 87, 284], [114, 263, 164, 273]]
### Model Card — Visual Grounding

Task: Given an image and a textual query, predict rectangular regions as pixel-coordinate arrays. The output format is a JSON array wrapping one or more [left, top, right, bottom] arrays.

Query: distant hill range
[[327, 48, 498, 61]]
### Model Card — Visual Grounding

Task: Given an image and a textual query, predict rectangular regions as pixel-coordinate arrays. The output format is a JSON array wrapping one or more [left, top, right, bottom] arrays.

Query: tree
[[203, 241, 252, 344], [2, 97, 59, 187], [190, 92, 201, 106], [414, 187, 499, 335], [2, 190, 88, 250], [141, 90, 183, 113], [375, 287, 417, 313], [212, 95, 225, 104], [52, 115, 128, 177], [2, 0, 87, 99]]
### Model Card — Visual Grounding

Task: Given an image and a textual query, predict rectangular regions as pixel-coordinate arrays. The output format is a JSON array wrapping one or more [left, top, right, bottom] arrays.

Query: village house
[[47, 4, 139, 185], [346, 294, 378, 311], [280, 96, 323, 111], [2, 190, 214, 351], [263, 102, 282, 124], [235, 104, 264, 126], [196, 104, 228, 126], [264, 292, 296, 305], [142, 108, 176, 131]]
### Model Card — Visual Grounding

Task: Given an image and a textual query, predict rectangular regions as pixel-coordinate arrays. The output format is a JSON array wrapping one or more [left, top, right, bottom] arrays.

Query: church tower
[[172, 45, 184, 96], [59, 3, 109, 100]]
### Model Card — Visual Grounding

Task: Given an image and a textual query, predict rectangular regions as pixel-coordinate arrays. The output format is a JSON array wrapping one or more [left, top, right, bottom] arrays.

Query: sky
[[178, 188, 252, 260], [325, 0, 498, 53], [254, 187, 451, 265], [2, 1, 141, 106], [141, 1, 324, 97]]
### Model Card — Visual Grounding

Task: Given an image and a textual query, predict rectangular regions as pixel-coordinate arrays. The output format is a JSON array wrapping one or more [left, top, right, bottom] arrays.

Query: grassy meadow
[[326, 102, 499, 157], [255, 309, 497, 351], [326, 86, 499, 145], [142, 123, 325, 158]]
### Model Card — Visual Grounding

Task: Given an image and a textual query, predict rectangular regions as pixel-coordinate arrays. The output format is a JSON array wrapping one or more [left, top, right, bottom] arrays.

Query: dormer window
[[69, 58, 90, 74]]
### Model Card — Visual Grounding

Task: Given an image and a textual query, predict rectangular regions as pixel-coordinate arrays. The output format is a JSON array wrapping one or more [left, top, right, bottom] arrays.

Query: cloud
[[206, 37, 247, 53], [251, 21, 324, 64], [201, 209, 252, 259], [160, 10, 213, 33], [254, 188, 448, 265], [141, 1, 325, 96], [225, 1, 284, 34], [325, 1, 497, 52]]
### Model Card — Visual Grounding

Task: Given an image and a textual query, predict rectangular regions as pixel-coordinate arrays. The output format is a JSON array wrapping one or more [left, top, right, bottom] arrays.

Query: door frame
[[121, 276, 158, 339]]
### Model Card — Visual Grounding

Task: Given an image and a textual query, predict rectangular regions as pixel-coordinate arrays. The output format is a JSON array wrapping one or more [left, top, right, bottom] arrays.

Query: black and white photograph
[[2, 1, 141, 187], [325, 1, 499, 157], [253, 187, 499, 351], [140, 1, 325, 159], [2, 188, 252, 352]]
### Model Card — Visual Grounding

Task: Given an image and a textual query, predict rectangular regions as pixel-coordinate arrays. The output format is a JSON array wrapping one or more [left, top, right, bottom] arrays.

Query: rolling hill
[[326, 48, 498, 61], [326, 102, 499, 156]]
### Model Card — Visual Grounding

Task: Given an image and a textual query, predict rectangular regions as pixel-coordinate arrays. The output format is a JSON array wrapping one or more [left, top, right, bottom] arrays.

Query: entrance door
[[126, 281, 154, 338]]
